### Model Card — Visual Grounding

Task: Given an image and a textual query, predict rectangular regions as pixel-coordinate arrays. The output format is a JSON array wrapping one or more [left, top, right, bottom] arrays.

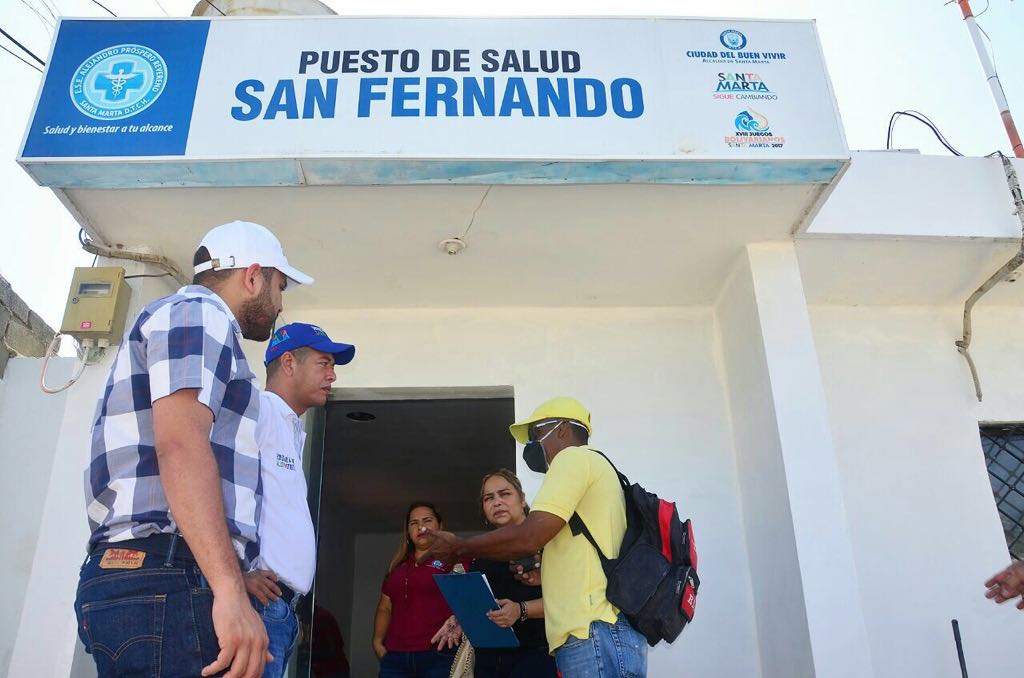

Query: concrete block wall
[[0, 273, 57, 376]]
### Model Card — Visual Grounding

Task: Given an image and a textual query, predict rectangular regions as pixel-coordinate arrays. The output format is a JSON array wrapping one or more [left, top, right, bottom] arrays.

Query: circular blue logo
[[720, 29, 748, 51], [69, 44, 167, 121]]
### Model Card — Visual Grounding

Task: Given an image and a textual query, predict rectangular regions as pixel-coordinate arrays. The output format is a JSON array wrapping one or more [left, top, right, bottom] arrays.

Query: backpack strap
[[569, 512, 611, 566], [568, 449, 631, 576], [590, 449, 631, 493]]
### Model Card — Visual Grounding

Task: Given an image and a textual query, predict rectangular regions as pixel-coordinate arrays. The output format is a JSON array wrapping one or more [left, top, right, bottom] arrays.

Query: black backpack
[[568, 450, 700, 646]]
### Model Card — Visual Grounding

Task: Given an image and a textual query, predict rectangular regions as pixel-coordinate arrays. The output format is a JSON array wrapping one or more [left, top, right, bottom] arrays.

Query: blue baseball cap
[[265, 323, 356, 367]]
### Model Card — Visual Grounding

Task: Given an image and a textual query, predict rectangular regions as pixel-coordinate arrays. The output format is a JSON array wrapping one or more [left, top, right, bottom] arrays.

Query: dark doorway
[[296, 387, 516, 678]]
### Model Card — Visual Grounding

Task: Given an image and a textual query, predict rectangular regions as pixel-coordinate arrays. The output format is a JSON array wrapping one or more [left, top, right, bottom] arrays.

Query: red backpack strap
[[686, 520, 698, 569], [657, 500, 675, 561]]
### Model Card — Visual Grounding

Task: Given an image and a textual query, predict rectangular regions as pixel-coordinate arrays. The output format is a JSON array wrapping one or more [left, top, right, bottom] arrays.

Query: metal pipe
[[956, 154, 1024, 400], [957, 0, 1024, 157], [80, 241, 189, 286], [951, 619, 969, 678]]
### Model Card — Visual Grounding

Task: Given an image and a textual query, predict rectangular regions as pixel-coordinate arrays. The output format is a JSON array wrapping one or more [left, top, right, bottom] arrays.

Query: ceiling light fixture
[[438, 237, 467, 256]]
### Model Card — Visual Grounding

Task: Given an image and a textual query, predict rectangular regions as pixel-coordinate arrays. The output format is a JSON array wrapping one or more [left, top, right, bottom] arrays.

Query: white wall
[[718, 244, 874, 678], [807, 152, 1024, 240], [24, 246, 1024, 678], [277, 306, 762, 677], [7, 267, 177, 678], [808, 305, 1024, 678], [0, 356, 73, 676], [716, 255, 812, 678]]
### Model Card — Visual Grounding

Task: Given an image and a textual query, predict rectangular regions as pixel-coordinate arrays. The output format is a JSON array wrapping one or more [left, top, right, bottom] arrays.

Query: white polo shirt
[[254, 390, 316, 595]]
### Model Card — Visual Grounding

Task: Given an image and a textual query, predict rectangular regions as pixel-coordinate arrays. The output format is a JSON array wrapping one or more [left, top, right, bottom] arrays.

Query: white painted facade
[[0, 357, 73, 675], [4, 10, 1024, 676], [810, 304, 1024, 678], [7, 151, 1024, 678]]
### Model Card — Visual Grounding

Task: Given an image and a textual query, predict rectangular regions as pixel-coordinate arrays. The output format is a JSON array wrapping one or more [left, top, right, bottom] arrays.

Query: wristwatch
[[519, 601, 529, 623]]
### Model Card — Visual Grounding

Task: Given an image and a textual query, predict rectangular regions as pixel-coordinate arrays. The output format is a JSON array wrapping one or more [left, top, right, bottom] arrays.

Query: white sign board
[[20, 16, 848, 186]]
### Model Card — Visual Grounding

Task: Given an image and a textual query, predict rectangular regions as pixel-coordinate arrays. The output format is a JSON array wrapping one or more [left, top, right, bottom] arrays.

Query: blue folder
[[433, 572, 521, 649]]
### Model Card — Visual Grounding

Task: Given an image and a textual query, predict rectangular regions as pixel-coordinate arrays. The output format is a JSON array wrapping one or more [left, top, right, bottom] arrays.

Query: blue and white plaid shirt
[[85, 285, 262, 567]]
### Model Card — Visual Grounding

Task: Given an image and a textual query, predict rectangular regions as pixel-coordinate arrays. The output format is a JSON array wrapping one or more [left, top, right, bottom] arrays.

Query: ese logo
[[70, 44, 167, 121], [719, 29, 747, 51]]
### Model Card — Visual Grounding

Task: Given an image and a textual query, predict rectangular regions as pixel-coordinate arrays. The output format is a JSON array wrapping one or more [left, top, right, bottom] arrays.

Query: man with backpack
[[420, 396, 649, 678]]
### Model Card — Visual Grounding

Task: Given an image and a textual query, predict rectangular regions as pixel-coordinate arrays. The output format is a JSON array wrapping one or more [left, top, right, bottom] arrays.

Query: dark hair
[[191, 245, 275, 290], [387, 501, 444, 573], [479, 468, 529, 526], [265, 346, 312, 382], [192, 246, 235, 289], [568, 420, 590, 445]]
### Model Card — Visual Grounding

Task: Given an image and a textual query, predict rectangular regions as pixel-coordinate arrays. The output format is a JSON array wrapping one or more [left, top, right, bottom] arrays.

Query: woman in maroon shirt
[[373, 502, 461, 678]]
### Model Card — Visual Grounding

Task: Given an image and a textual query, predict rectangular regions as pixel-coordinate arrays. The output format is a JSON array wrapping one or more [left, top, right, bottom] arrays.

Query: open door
[[294, 387, 515, 678]]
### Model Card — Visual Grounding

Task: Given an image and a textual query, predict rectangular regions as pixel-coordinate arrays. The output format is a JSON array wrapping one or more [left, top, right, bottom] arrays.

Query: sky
[[0, 0, 1022, 338]]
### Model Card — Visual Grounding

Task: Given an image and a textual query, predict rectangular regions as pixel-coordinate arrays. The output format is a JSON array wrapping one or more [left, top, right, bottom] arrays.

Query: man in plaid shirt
[[75, 221, 313, 678]]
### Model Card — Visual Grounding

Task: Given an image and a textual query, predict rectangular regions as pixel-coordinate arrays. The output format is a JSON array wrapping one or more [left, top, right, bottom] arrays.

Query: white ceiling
[[796, 237, 1024, 307], [66, 182, 825, 307]]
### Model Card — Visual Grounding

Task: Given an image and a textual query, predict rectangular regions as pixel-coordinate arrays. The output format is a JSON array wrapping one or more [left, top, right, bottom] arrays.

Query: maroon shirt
[[382, 555, 465, 652]]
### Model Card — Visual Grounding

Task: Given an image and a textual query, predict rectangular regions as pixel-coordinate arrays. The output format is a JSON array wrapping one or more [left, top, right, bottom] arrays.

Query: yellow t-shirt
[[531, 445, 627, 652]]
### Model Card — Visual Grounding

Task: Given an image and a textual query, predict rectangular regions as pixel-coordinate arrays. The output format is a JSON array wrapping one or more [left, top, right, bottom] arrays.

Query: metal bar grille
[[981, 424, 1024, 560]]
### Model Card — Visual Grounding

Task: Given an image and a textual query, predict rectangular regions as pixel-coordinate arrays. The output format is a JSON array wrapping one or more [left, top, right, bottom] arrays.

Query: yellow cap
[[509, 396, 593, 445]]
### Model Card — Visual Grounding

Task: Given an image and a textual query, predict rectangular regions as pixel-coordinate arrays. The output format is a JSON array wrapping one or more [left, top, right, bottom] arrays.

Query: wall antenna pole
[[957, 0, 1024, 157]]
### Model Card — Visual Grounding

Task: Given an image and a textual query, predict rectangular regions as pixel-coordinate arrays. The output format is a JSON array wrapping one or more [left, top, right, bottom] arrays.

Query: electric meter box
[[61, 267, 131, 345]]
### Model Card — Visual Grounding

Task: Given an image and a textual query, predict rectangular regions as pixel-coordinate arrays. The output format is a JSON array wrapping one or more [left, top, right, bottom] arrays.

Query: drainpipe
[[955, 154, 1024, 400], [81, 240, 189, 286], [956, 0, 1024, 158]]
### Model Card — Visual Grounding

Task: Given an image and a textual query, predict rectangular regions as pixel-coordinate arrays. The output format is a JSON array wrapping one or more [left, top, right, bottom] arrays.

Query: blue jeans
[[475, 647, 558, 678], [554, 615, 648, 678], [251, 596, 299, 678], [378, 649, 455, 678], [74, 539, 223, 677]]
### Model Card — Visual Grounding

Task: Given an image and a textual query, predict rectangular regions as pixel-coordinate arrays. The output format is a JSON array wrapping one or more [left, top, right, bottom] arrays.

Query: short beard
[[238, 272, 276, 341]]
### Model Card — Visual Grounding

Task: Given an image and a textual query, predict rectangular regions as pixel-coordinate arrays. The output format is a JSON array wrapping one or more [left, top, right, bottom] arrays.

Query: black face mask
[[523, 440, 549, 474], [522, 421, 562, 473]]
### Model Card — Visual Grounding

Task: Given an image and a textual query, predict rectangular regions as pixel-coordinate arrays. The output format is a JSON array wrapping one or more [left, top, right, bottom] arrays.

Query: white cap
[[194, 220, 313, 286]]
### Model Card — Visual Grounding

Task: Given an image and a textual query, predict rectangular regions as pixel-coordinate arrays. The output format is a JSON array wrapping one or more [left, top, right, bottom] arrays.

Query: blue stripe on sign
[[21, 19, 211, 158], [20, 158, 847, 188]]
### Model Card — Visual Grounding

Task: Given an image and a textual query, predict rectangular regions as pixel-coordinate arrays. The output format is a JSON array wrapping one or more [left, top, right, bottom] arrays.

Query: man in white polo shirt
[[244, 322, 356, 678]]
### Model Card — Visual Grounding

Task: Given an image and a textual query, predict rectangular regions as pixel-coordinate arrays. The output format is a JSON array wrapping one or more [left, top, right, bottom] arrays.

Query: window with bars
[[981, 424, 1024, 560]]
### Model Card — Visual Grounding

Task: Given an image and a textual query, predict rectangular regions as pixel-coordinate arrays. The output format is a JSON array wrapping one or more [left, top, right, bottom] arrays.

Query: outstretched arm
[[420, 511, 565, 564]]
